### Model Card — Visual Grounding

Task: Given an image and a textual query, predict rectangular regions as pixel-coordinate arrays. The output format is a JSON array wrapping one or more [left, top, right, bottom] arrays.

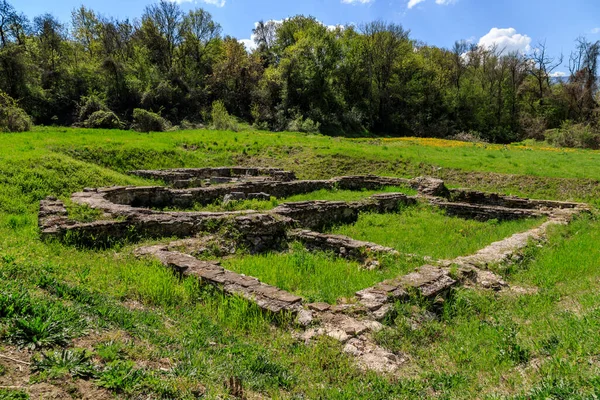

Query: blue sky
[[18, 0, 600, 75]]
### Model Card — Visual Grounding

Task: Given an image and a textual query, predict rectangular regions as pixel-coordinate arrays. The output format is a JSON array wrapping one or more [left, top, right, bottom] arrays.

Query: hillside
[[0, 127, 599, 399]]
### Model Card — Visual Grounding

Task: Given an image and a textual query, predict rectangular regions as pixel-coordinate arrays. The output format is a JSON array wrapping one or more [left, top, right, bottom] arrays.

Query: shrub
[[519, 114, 546, 140], [0, 92, 32, 132], [132, 109, 169, 132], [287, 114, 320, 134], [211, 100, 238, 131], [450, 131, 486, 143], [546, 121, 600, 149], [84, 110, 123, 129], [178, 119, 204, 130], [77, 94, 107, 122]]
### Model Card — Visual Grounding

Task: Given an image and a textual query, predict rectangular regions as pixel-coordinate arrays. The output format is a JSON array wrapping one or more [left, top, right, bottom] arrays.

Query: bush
[[287, 114, 320, 134], [77, 94, 107, 122], [211, 100, 238, 131], [546, 121, 600, 149], [84, 110, 123, 129], [450, 131, 486, 143], [0, 92, 32, 132], [132, 109, 170, 132]]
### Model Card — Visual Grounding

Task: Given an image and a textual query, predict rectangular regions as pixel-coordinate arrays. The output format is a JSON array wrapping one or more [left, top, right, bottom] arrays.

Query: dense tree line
[[1, 0, 599, 143]]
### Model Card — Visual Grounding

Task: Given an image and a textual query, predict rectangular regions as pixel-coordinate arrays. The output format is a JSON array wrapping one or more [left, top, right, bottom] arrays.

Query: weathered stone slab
[[288, 229, 398, 262], [431, 200, 542, 221], [129, 167, 297, 187], [137, 248, 302, 314], [448, 189, 586, 210]]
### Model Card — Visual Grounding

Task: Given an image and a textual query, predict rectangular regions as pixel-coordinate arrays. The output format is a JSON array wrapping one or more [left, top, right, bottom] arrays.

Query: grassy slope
[[0, 127, 599, 398]]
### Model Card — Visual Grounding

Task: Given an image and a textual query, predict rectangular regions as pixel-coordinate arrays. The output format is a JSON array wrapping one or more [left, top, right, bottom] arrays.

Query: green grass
[[328, 205, 545, 259], [0, 127, 600, 397], [222, 243, 423, 304], [282, 185, 417, 202], [372, 214, 600, 399], [170, 186, 417, 212]]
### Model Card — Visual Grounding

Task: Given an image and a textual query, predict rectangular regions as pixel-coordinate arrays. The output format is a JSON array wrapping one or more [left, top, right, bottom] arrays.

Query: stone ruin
[[39, 167, 589, 373]]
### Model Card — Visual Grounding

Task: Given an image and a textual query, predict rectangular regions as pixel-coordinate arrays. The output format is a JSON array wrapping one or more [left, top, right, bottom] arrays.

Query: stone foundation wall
[[130, 167, 297, 188], [288, 230, 398, 262], [136, 247, 303, 314], [432, 200, 543, 221], [449, 189, 582, 210], [272, 194, 415, 230]]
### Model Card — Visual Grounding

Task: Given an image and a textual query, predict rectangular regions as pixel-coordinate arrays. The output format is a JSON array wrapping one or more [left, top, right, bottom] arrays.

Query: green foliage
[[287, 114, 321, 134], [211, 100, 238, 131], [84, 110, 123, 129], [32, 349, 97, 379], [97, 361, 145, 394], [0, 0, 595, 139], [95, 340, 127, 363], [0, 389, 29, 400], [0, 92, 32, 133], [132, 109, 170, 132], [6, 314, 76, 350], [77, 94, 107, 123], [546, 121, 600, 149]]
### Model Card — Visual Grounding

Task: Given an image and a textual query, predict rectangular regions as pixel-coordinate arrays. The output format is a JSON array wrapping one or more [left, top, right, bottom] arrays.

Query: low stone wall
[[432, 200, 543, 221], [288, 229, 399, 262], [136, 247, 303, 314], [79, 175, 421, 211], [130, 167, 297, 188], [45, 175, 587, 248], [449, 189, 583, 210], [272, 194, 416, 230], [39, 172, 594, 374]]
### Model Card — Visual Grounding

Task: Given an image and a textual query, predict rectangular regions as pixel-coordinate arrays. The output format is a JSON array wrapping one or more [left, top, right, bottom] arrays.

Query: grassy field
[[328, 205, 545, 260], [223, 243, 424, 304], [0, 127, 600, 398]]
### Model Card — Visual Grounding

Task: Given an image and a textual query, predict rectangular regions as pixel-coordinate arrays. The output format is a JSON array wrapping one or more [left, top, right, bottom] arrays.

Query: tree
[[567, 37, 600, 122], [141, 1, 183, 71], [528, 40, 563, 103], [71, 6, 100, 57]]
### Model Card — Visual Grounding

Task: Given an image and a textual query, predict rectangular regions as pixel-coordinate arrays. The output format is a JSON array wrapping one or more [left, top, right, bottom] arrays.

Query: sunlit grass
[[0, 127, 599, 398], [328, 204, 545, 259], [169, 186, 417, 212], [223, 243, 423, 304]]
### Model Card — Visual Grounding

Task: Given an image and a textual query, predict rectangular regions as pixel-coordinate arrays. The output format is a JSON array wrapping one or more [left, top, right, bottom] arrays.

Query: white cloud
[[239, 20, 283, 52], [341, 0, 374, 4], [591, 27, 600, 34], [170, 0, 226, 6], [550, 71, 567, 78], [407, 0, 426, 8], [478, 27, 532, 55], [239, 38, 256, 51], [203, 0, 226, 6], [408, 0, 456, 9], [239, 19, 343, 51]]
